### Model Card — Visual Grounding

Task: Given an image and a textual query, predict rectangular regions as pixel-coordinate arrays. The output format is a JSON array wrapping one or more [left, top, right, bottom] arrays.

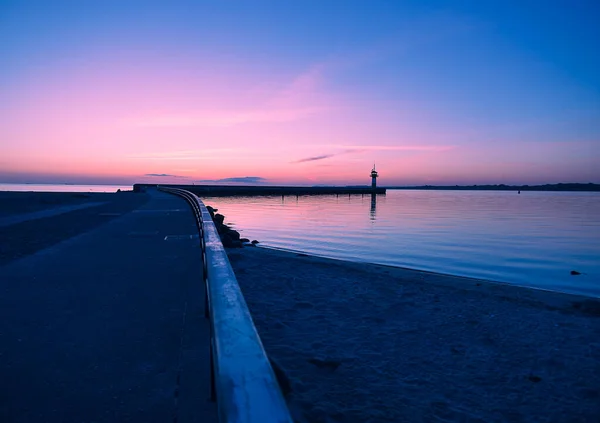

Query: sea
[[203, 190, 600, 297]]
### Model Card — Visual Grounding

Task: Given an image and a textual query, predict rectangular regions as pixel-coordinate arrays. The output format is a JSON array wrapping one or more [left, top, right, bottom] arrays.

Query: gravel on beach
[[228, 247, 600, 423]]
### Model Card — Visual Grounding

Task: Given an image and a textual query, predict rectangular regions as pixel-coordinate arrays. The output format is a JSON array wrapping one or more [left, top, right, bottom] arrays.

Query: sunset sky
[[1, 0, 599, 186]]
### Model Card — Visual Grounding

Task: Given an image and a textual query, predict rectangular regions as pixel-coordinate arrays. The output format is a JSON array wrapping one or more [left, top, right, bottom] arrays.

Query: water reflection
[[370, 194, 377, 221], [203, 190, 600, 297]]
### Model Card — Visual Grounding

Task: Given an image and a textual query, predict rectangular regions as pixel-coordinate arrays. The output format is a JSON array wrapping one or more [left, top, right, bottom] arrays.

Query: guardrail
[[159, 187, 293, 423]]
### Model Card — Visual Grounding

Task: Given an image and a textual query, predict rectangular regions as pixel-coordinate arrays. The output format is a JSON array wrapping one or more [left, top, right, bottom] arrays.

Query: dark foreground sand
[[228, 247, 600, 423]]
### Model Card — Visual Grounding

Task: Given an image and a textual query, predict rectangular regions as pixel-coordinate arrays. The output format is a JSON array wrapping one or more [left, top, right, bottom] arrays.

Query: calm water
[[204, 190, 600, 297], [0, 183, 130, 193]]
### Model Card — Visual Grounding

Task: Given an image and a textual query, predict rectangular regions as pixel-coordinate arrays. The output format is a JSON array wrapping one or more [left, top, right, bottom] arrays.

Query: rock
[[221, 233, 242, 248], [221, 233, 239, 248], [116, 189, 121, 193], [217, 224, 229, 235], [240, 238, 250, 243], [528, 375, 542, 383], [221, 233, 234, 248], [251, 240, 259, 244], [269, 358, 292, 396], [307, 358, 341, 371], [570, 270, 581, 275], [206, 206, 216, 218], [214, 213, 225, 225], [228, 230, 241, 241]]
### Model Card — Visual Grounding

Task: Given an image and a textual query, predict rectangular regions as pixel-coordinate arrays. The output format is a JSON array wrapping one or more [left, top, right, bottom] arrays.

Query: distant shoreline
[[385, 183, 600, 192], [1, 182, 599, 193]]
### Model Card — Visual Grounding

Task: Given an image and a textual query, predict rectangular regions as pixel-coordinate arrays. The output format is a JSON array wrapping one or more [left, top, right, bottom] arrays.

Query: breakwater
[[205, 205, 258, 248], [133, 184, 385, 196]]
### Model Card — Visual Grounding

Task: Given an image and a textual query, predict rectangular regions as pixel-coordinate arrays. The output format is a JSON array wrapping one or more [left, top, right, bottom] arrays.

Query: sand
[[227, 247, 600, 423]]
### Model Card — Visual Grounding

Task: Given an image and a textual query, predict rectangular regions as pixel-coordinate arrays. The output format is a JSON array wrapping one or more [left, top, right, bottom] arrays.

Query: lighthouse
[[370, 164, 378, 189]]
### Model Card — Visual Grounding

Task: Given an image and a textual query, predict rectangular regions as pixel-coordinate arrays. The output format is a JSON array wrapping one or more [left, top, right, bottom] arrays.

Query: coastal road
[[0, 190, 216, 422]]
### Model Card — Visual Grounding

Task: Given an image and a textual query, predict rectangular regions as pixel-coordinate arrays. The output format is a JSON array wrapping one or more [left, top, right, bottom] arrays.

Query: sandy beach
[[228, 247, 600, 423]]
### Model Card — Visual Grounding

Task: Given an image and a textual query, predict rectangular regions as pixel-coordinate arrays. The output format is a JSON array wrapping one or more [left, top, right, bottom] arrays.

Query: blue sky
[[1, 0, 599, 185]]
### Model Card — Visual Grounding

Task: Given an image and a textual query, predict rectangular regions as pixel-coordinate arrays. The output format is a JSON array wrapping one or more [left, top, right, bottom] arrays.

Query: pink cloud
[[127, 148, 243, 160], [326, 144, 456, 152], [269, 64, 327, 106], [126, 106, 327, 127], [124, 64, 333, 128]]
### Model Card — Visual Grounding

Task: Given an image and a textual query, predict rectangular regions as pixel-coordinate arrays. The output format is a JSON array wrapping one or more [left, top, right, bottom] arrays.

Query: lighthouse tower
[[370, 164, 378, 189]]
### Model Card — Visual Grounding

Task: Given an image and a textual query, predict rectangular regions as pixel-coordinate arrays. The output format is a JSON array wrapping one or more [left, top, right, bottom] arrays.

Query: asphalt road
[[0, 190, 216, 422]]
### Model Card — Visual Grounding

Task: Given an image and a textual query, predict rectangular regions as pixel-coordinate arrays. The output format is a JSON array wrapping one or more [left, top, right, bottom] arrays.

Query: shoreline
[[258, 245, 600, 301], [250, 246, 600, 313], [227, 246, 600, 422]]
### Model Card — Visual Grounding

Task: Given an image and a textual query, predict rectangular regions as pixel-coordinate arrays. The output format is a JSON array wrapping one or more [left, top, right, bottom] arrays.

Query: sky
[[1, 0, 599, 186]]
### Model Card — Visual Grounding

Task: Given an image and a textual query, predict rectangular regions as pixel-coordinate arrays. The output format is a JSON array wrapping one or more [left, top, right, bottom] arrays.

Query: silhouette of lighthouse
[[370, 164, 378, 189]]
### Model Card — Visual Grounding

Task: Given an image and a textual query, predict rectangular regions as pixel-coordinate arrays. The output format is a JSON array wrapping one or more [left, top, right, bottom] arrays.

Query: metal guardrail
[[159, 187, 293, 423]]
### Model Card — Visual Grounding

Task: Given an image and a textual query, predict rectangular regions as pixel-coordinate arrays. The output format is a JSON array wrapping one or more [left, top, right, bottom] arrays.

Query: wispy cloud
[[270, 64, 327, 108], [291, 148, 366, 164], [292, 154, 336, 163], [197, 176, 266, 184], [325, 145, 456, 152], [172, 168, 197, 173], [129, 149, 239, 160], [126, 65, 332, 128], [128, 107, 325, 128], [145, 173, 181, 177]]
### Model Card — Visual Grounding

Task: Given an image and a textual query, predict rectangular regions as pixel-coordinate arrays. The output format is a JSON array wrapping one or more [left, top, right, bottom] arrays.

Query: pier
[[0, 188, 291, 422], [133, 184, 386, 196]]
